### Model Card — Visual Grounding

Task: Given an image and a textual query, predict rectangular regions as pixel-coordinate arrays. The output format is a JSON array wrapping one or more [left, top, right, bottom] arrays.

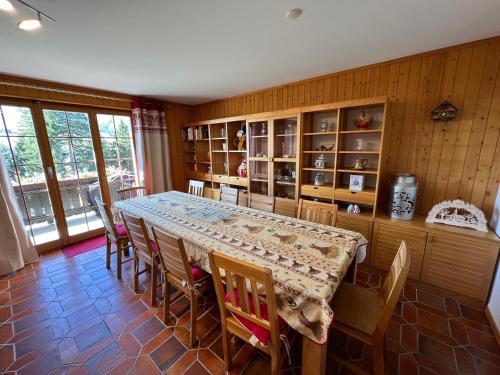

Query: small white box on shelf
[[349, 174, 364, 192]]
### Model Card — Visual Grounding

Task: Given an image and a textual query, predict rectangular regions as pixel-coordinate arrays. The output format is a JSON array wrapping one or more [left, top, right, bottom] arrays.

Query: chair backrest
[[248, 193, 275, 213], [118, 186, 148, 201], [376, 241, 410, 336], [208, 251, 280, 346], [120, 211, 155, 259], [220, 186, 239, 205], [188, 180, 204, 197], [95, 198, 118, 239], [152, 227, 194, 286], [297, 199, 338, 226]]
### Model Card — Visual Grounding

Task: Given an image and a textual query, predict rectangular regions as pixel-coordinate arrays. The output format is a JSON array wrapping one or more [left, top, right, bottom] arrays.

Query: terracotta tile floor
[[0, 245, 499, 374]]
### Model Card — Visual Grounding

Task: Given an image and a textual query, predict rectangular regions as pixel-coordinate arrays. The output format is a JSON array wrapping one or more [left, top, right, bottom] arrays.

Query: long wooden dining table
[[115, 191, 368, 374]]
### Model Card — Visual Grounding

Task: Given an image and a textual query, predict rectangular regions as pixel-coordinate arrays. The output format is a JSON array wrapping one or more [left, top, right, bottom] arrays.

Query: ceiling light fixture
[[0, 0, 14, 11], [2, 0, 56, 30], [286, 8, 302, 19]]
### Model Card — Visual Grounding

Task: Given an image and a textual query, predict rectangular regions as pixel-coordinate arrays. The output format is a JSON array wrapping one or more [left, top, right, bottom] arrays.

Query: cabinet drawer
[[421, 235, 498, 304], [301, 184, 333, 199], [228, 176, 248, 187], [334, 188, 376, 205], [212, 174, 229, 183], [196, 173, 212, 182], [275, 197, 297, 218], [371, 223, 427, 280]]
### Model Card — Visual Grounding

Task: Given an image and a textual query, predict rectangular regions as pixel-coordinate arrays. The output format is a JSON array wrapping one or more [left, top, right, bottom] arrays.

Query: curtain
[[0, 155, 38, 276], [131, 98, 172, 194]]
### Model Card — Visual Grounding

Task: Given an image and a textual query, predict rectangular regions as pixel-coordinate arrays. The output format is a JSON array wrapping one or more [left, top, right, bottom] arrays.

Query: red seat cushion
[[191, 265, 208, 281], [225, 290, 286, 345], [115, 223, 127, 237], [150, 241, 159, 253]]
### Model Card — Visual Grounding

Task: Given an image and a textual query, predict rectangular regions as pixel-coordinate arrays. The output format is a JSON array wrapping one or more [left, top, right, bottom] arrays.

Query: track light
[[0, 0, 14, 11], [18, 12, 41, 30]]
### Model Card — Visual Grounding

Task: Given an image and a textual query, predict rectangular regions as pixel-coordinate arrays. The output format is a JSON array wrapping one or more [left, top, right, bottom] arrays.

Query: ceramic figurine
[[317, 144, 335, 151], [352, 204, 361, 214], [320, 119, 329, 132], [347, 203, 354, 214], [355, 138, 367, 151], [354, 158, 368, 170], [314, 172, 325, 186], [314, 154, 327, 169], [237, 159, 247, 177], [354, 111, 373, 129]]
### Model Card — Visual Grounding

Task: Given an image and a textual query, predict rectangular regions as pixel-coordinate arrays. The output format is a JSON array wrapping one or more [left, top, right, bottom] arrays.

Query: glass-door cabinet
[[247, 118, 270, 195], [271, 114, 300, 201]]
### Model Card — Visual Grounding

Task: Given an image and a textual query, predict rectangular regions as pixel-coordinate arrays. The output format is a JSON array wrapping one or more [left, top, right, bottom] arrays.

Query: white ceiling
[[1, 0, 500, 105]]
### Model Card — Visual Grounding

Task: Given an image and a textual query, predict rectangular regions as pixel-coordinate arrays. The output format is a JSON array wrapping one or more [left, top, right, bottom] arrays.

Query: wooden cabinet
[[275, 197, 296, 217], [421, 234, 498, 303], [371, 222, 427, 280], [301, 184, 333, 199]]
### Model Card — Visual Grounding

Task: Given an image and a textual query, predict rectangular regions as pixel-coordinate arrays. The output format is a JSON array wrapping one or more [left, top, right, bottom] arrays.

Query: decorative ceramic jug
[[314, 154, 327, 169], [320, 119, 329, 132], [354, 158, 368, 170], [390, 173, 418, 220], [314, 172, 325, 186]]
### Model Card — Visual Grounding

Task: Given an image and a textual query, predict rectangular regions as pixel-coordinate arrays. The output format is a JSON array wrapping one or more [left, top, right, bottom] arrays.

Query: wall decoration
[[431, 100, 458, 131], [237, 159, 247, 177], [426, 200, 488, 232], [354, 111, 373, 129], [390, 174, 418, 220], [349, 175, 364, 192]]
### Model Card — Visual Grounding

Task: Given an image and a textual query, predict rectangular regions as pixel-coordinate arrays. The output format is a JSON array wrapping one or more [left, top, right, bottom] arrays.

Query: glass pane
[[55, 163, 78, 181], [77, 161, 98, 179], [67, 112, 91, 137], [43, 110, 69, 138], [61, 185, 82, 212], [31, 216, 59, 245], [97, 114, 116, 137], [17, 164, 46, 186], [0, 137, 14, 170], [117, 137, 133, 159], [120, 158, 136, 176], [86, 208, 103, 230], [115, 116, 132, 137], [7, 136, 43, 166], [49, 138, 73, 163], [67, 210, 88, 236], [101, 138, 118, 159], [1, 105, 36, 136], [104, 160, 120, 177], [72, 139, 95, 162]]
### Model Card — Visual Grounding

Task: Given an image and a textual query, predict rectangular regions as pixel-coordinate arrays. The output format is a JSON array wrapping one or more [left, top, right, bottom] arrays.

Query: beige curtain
[[131, 99, 172, 194], [0, 156, 38, 276]]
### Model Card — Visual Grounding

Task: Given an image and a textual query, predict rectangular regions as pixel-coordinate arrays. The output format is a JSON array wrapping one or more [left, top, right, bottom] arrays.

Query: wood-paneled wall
[[192, 36, 500, 218]]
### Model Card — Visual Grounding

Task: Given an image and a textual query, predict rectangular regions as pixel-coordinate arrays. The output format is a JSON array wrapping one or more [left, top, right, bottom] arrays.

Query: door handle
[[47, 166, 53, 178]]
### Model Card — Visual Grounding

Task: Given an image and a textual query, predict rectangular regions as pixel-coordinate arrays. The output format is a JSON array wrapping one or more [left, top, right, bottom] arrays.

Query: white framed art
[[349, 174, 364, 192]]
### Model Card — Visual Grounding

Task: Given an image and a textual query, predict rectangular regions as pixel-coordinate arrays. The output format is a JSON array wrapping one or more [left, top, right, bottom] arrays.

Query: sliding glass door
[[0, 103, 59, 245]]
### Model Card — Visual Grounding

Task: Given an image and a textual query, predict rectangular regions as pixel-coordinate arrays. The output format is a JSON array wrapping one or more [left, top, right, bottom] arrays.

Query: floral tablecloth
[[115, 191, 367, 344]]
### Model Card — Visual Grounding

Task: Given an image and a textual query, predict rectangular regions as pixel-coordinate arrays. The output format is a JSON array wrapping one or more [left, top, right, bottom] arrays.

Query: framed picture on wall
[[349, 174, 364, 192]]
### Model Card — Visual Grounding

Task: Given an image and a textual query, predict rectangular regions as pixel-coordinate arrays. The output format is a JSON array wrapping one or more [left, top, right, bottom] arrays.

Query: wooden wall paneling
[[458, 42, 500, 206], [470, 43, 500, 210]]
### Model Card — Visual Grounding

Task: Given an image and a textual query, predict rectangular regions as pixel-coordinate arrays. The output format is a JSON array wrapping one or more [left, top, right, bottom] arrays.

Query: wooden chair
[[248, 193, 275, 213], [96, 198, 132, 280], [188, 180, 204, 196], [220, 186, 239, 205], [329, 241, 410, 375], [297, 199, 338, 226], [152, 227, 214, 348], [118, 186, 148, 200], [120, 211, 160, 307], [208, 251, 292, 375]]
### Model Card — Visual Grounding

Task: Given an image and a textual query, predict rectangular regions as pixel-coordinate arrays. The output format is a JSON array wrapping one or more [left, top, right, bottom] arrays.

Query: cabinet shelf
[[251, 135, 268, 138], [302, 167, 335, 172], [250, 178, 268, 183], [339, 129, 382, 134], [211, 137, 226, 140], [275, 133, 297, 137], [212, 150, 227, 153], [337, 168, 378, 174], [303, 131, 337, 136], [338, 151, 379, 154], [275, 180, 295, 186], [248, 157, 269, 161], [274, 157, 296, 162], [302, 150, 336, 154], [229, 150, 247, 153]]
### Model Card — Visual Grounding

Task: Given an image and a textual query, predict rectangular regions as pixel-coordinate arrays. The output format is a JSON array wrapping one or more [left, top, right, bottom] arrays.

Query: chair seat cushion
[[150, 241, 159, 253], [191, 265, 208, 281], [115, 223, 127, 237], [225, 290, 286, 345]]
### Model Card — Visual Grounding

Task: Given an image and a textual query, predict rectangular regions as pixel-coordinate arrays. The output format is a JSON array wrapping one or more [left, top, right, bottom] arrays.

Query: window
[[96, 114, 137, 203], [0, 105, 59, 244]]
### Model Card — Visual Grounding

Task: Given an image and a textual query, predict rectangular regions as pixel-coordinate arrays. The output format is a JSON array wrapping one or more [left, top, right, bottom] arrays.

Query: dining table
[[115, 190, 368, 374]]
